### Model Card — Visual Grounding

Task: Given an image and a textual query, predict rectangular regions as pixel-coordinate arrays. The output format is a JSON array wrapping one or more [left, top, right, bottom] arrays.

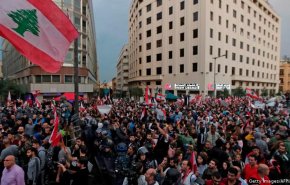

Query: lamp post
[[213, 54, 226, 98]]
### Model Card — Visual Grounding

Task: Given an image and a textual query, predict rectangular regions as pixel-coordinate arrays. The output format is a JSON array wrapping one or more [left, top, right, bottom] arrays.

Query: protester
[[0, 155, 25, 185], [0, 94, 290, 185]]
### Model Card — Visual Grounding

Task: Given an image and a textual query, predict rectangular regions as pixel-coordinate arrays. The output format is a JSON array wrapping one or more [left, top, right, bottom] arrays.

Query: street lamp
[[213, 54, 227, 98]]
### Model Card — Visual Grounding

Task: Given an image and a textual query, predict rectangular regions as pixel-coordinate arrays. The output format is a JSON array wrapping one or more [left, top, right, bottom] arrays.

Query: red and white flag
[[0, 0, 79, 73], [246, 88, 260, 99], [35, 98, 41, 108], [140, 107, 147, 120], [156, 93, 166, 101], [189, 151, 198, 173], [49, 111, 61, 146]]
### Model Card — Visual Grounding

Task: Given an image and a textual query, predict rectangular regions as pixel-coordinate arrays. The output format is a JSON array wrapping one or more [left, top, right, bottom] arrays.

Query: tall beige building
[[128, 0, 280, 96], [1, 0, 98, 99], [116, 44, 129, 97], [279, 60, 290, 93]]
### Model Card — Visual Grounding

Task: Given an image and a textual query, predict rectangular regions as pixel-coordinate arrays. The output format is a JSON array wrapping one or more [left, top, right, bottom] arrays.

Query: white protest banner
[[97, 105, 112, 115]]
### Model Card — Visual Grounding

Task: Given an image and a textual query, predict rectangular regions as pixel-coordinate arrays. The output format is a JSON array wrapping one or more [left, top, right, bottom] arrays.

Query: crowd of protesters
[[0, 94, 290, 185]]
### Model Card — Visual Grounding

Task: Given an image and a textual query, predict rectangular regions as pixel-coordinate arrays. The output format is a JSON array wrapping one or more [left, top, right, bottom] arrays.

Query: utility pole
[[213, 54, 227, 98], [74, 38, 79, 115]]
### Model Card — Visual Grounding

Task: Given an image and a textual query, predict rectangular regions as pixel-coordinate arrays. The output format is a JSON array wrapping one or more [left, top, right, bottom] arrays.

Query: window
[[157, 26, 162, 34], [193, 0, 198, 5], [233, 24, 236, 32], [219, 0, 222, 8], [219, 16, 221, 25], [209, 63, 213, 72], [35, 75, 41, 83], [169, 36, 173, 44], [180, 64, 184, 73], [146, 55, 151, 63], [225, 66, 228, 74], [232, 38, 236, 46], [246, 70, 249, 76], [180, 1, 185, 10], [146, 17, 151, 25], [180, 33, 184, 41], [217, 64, 221, 73], [226, 35, 228, 43], [147, 4, 151, 12], [233, 10, 236, 18], [139, 70, 142, 76], [226, 20, 229, 28], [156, 67, 162, 75], [240, 55, 243, 62], [192, 46, 198, 55], [65, 75, 73, 83], [146, 68, 151, 76], [218, 32, 221, 41], [156, 53, 162, 61], [240, 42, 243, 49], [169, 6, 173, 15], [146, 43, 151, 50], [180, 17, 185, 26], [147, 30, 151, 37], [241, 15, 244, 22], [193, 12, 198, 21], [42, 75, 51, 83], [157, 12, 162, 20], [210, 28, 213, 38], [192, 63, 198, 72], [180, 49, 184, 57], [232, 67, 235, 75], [156, 40, 162, 48], [169, 51, 173, 59], [210, 45, 213, 55], [239, 68, 243, 75], [52, 75, 60, 83], [168, 66, 172, 74], [210, 11, 213, 21], [232, 53, 236, 61], [193, 29, 198, 38], [157, 0, 162, 7]]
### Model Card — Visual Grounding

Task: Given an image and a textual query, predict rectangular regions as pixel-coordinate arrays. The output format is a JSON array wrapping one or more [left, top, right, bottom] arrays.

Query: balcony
[[30, 83, 93, 93]]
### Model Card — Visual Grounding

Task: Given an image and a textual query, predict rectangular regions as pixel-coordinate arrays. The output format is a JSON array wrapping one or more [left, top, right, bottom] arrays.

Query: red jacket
[[249, 174, 271, 185]]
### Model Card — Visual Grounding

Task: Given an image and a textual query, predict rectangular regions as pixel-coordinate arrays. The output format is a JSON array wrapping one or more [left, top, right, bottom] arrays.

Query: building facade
[[279, 60, 290, 93], [128, 0, 280, 96], [1, 0, 98, 100], [116, 44, 129, 97]]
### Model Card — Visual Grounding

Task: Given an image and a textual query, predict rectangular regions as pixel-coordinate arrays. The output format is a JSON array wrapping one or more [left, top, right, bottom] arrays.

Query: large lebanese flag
[[0, 0, 79, 73]]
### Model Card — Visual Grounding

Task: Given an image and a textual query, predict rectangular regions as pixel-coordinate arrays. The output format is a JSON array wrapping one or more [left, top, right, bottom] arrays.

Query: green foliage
[[261, 88, 268, 97], [129, 87, 143, 98], [0, 79, 26, 102], [232, 86, 246, 97], [223, 88, 230, 98]]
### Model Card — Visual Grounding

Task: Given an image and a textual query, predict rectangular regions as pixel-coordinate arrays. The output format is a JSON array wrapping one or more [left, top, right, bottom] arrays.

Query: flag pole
[[74, 37, 79, 115]]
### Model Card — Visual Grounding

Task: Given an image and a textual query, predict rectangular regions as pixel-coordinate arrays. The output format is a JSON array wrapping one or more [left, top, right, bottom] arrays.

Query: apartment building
[[279, 60, 290, 92], [116, 44, 129, 97], [1, 0, 98, 100], [128, 0, 280, 96]]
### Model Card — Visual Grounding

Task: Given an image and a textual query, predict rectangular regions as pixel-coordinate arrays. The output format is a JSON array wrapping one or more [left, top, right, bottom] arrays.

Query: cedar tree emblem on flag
[[0, 0, 79, 73], [8, 9, 40, 36]]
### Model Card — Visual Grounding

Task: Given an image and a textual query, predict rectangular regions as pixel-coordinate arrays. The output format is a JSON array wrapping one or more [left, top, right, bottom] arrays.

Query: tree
[[223, 88, 230, 98], [232, 86, 246, 97], [261, 88, 268, 97], [0, 79, 26, 103], [129, 87, 143, 99], [8, 9, 40, 36]]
